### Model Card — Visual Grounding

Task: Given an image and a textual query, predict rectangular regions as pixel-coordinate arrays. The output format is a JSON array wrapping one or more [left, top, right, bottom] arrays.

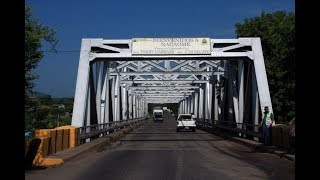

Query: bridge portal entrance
[[71, 37, 272, 136]]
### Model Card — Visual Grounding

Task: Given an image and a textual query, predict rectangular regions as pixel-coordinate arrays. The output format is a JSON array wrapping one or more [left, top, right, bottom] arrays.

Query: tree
[[148, 103, 178, 115], [25, 5, 58, 131], [25, 5, 58, 96], [235, 11, 295, 123]]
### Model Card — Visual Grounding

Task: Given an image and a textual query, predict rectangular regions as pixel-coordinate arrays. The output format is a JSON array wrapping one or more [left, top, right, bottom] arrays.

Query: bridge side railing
[[195, 118, 262, 138], [80, 117, 146, 141]]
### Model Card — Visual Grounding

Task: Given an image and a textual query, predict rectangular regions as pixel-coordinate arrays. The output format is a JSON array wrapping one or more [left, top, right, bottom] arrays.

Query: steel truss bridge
[[71, 37, 272, 139]]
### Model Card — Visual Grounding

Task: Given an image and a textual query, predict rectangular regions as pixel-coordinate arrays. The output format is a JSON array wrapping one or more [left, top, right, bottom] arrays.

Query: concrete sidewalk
[[196, 126, 295, 162], [231, 137, 295, 161]]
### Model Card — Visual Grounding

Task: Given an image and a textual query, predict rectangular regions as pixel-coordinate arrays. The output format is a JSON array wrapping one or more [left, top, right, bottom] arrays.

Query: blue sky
[[27, 0, 295, 98]]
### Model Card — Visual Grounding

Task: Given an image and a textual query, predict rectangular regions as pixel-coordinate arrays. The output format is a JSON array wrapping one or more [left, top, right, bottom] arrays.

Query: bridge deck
[[26, 112, 294, 180]]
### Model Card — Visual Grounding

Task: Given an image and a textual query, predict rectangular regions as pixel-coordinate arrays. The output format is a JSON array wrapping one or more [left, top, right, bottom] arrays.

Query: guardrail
[[195, 118, 262, 138], [80, 117, 146, 141]]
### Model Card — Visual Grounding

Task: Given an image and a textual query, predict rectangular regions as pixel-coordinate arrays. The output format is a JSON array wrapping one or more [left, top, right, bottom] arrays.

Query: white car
[[176, 114, 196, 132]]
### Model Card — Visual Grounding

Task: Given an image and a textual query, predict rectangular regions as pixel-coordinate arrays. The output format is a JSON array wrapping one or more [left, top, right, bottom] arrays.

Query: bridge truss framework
[[71, 38, 273, 134]]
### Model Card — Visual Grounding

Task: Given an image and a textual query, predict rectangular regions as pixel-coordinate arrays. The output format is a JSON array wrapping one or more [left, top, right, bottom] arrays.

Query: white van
[[176, 114, 196, 132]]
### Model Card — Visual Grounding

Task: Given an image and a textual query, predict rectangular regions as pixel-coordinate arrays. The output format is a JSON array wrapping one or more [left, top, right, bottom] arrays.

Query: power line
[[43, 50, 90, 53]]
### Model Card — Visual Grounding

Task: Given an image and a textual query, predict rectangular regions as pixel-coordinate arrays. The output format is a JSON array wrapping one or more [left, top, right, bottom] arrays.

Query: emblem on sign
[[202, 39, 207, 44]]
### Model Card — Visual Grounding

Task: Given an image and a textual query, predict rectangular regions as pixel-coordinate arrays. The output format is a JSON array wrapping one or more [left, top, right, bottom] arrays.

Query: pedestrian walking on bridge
[[259, 106, 274, 145]]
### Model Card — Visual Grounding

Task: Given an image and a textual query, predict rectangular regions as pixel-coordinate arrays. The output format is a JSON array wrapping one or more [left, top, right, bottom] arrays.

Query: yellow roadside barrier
[[26, 125, 80, 167]]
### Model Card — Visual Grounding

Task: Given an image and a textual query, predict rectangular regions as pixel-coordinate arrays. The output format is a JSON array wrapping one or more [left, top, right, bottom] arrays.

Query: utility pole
[[57, 112, 60, 127]]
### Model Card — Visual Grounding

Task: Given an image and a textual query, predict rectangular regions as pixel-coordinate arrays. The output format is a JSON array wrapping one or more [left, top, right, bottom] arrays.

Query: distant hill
[[52, 97, 74, 105], [31, 91, 51, 99], [30, 92, 74, 102], [52, 97, 73, 101]]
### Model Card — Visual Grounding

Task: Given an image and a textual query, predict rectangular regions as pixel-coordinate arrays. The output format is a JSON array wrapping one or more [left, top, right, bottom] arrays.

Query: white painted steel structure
[[72, 38, 273, 136]]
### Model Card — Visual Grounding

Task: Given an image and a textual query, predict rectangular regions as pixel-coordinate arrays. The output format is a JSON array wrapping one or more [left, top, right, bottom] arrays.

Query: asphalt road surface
[[26, 112, 294, 180]]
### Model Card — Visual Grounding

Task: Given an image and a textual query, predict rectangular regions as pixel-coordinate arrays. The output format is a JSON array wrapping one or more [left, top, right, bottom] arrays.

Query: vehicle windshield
[[154, 112, 162, 115], [155, 114, 162, 118], [178, 115, 192, 121]]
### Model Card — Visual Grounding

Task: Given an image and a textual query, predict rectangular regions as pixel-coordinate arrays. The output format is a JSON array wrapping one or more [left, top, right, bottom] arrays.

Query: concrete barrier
[[28, 120, 146, 168], [271, 125, 283, 147], [31, 137, 50, 167], [40, 158, 64, 167], [56, 125, 80, 148], [271, 124, 291, 149], [282, 126, 290, 149], [25, 138, 41, 169]]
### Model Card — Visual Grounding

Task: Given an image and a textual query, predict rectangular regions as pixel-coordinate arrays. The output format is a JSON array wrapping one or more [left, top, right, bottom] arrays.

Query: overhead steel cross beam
[[145, 100, 185, 103], [110, 59, 225, 84], [136, 94, 192, 97], [145, 100, 183, 103], [133, 90, 193, 94], [144, 97, 186, 99], [129, 86, 200, 89], [143, 97, 186, 101], [86, 38, 254, 60], [134, 94, 193, 96], [144, 97, 186, 98], [141, 94, 191, 98], [122, 80, 211, 83], [128, 86, 201, 93], [110, 71, 224, 76], [110, 60, 225, 71], [119, 75, 214, 82], [132, 90, 195, 93]]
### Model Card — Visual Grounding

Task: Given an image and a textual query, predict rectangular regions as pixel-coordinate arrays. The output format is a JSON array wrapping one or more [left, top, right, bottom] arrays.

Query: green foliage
[[52, 98, 74, 113], [25, 5, 58, 95], [25, 95, 73, 131], [235, 11, 295, 123], [25, 99, 51, 130], [148, 103, 178, 115], [25, 5, 59, 131]]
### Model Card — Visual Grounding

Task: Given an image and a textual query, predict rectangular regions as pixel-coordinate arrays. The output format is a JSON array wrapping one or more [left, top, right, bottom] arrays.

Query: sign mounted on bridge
[[131, 38, 211, 55]]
